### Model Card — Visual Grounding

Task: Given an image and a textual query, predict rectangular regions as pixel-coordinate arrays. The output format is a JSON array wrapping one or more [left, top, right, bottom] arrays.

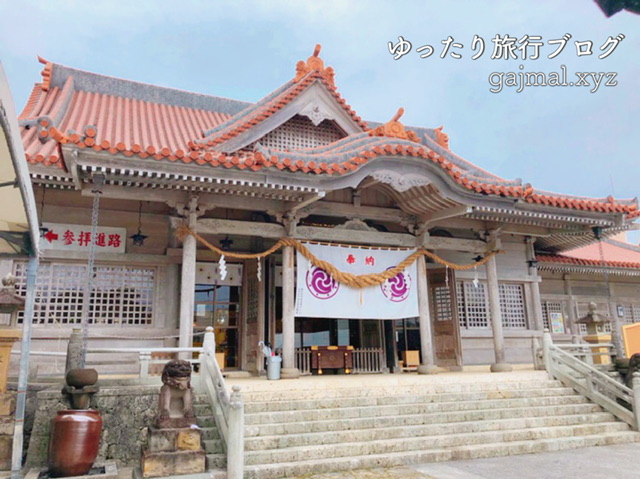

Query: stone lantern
[[0, 273, 23, 470], [0, 273, 23, 391], [575, 302, 612, 365]]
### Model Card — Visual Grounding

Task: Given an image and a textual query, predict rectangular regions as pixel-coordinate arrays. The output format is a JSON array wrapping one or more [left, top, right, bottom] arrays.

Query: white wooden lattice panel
[[499, 284, 527, 328], [14, 261, 155, 326], [622, 304, 640, 324], [251, 115, 345, 151], [457, 281, 529, 329], [457, 281, 488, 328]]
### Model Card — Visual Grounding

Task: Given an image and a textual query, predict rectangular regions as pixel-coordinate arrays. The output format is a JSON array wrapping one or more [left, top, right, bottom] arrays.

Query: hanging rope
[[174, 225, 502, 289]]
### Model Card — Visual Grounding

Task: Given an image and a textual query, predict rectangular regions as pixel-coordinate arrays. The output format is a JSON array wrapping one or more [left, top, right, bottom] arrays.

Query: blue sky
[[1, 1, 638, 242]]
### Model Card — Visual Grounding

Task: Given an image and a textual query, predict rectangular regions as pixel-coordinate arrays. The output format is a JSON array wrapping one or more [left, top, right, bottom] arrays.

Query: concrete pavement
[[293, 443, 640, 478]]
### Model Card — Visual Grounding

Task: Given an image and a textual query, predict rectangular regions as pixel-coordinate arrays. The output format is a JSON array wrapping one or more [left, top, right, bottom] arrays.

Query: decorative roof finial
[[37, 55, 53, 92], [435, 125, 450, 150], [294, 44, 335, 86], [369, 107, 420, 143]]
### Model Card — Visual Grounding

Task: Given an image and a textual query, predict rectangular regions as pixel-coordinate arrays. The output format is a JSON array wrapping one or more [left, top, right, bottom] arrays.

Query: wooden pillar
[[178, 204, 198, 357], [526, 237, 544, 331], [281, 245, 300, 378], [416, 255, 438, 374], [486, 254, 512, 372], [563, 274, 576, 334]]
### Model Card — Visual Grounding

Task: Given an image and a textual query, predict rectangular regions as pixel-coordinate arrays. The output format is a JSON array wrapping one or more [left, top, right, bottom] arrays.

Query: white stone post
[[198, 326, 215, 394], [486, 254, 512, 372], [178, 205, 198, 359], [281, 245, 299, 378], [139, 351, 151, 379], [531, 336, 544, 370], [416, 255, 438, 374], [227, 385, 245, 479], [630, 372, 640, 432], [542, 329, 553, 379]]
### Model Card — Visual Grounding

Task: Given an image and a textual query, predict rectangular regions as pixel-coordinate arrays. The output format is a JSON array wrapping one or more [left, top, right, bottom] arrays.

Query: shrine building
[[7, 45, 640, 378]]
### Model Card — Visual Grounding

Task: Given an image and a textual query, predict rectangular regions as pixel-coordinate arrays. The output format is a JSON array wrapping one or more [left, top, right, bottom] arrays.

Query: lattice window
[[432, 285, 453, 321], [621, 304, 640, 324], [541, 301, 563, 330], [250, 115, 345, 151], [14, 261, 155, 326], [456, 281, 489, 328], [499, 284, 527, 328], [457, 281, 528, 329]]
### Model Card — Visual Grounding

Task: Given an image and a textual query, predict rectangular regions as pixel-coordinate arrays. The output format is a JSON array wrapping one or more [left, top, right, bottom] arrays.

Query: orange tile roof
[[193, 48, 368, 151], [538, 239, 640, 270], [18, 54, 639, 219]]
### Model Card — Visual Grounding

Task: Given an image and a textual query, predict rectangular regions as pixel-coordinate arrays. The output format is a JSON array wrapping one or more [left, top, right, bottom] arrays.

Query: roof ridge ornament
[[369, 108, 420, 143], [37, 55, 53, 92], [435, 125, 450, 149], [294, 44, 335, 87]]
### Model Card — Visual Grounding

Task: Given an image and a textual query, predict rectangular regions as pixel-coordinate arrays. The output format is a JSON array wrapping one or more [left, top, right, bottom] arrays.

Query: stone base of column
[[417, 364, 439, 375], [490, 363, 513, 373], [280, 368, 300, 379]]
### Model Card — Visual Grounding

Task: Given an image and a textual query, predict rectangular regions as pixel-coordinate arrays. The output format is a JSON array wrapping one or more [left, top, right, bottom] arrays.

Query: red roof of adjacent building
[[18, 49, 639, 219], [538, 237, 640, 269]]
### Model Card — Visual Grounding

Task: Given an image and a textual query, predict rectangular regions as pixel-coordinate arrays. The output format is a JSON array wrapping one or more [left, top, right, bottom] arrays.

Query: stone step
[[244, 422, 630, 465], [244, 394, 588, 425], [244, 411, 617, 450], [245, 402, 603, 436], [203, 438, 225, 454], [196, 415, 217, 428], [193, 403, 213, 416], [242, 431, 640, 479], [238, 379, 564, 402], [243, 386, 578, 413], [205, 453, 226, 470], [199, 426, 221, 440]]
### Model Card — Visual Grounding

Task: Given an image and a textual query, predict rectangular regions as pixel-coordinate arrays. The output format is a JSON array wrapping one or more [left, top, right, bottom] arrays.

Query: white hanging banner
[[295, 243, 419, 320]]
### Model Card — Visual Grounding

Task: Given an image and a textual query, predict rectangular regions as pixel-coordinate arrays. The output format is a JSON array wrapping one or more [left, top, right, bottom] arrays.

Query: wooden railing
[[542, 331, 640, 430], [352, 348, 385, 374], [295, 348, 313, 375], [295, 347, 385, 374]]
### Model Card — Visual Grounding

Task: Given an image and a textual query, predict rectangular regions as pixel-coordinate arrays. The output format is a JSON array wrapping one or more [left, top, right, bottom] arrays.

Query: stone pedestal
[[0, 328, 21, 393], [0, 329, 20, 470], [584, 333, 613, 365], [141, 427, 205, 478], [0, 390, 16, 470]]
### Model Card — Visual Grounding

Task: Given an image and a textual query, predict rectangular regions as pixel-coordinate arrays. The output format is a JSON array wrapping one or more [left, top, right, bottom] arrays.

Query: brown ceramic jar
[[47, 409, 103, 477]]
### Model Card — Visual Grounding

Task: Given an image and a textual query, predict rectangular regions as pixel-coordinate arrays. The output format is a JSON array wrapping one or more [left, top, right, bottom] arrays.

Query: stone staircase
[[193, 397, 226, 477], [228, 372, 640, 479]]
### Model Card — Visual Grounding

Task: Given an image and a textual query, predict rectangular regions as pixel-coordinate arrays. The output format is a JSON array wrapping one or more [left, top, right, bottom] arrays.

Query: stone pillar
[[525, 237, 544, 332], [416, 255, 438, 374], [179, 206, 198, 357], [65, 328, 83, 374], [486, 254, 512, 372], [280, 245, 299, 379]]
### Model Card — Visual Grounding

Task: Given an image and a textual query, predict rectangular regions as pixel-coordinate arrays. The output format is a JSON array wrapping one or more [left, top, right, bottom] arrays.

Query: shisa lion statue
[[625, 353, 640, 389], [155, 359, 196, 429]]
